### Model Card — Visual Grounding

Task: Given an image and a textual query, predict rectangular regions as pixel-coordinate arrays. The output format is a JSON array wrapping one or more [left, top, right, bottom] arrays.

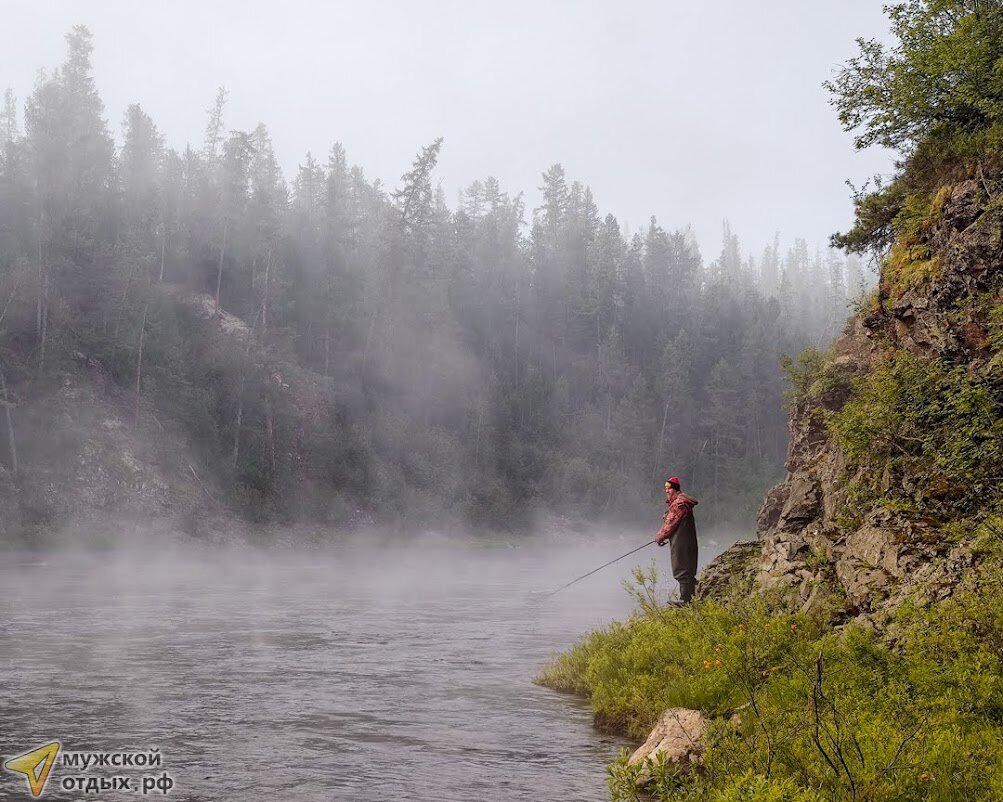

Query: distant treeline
[[0, 26, 870, 531]]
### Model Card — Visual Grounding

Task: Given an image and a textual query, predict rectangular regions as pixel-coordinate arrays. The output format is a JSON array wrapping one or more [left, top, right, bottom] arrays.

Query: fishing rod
[[544, 539, 657, 597]]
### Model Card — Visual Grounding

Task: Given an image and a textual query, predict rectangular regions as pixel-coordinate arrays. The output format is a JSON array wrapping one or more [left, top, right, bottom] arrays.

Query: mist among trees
[[0, 27, 871, 533]]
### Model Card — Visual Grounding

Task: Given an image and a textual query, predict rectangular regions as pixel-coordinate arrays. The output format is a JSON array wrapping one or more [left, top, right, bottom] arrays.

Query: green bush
[[535, 566, 827, 739], [827, 351, 1003, 515], [827, 1, 1003, 254], [541, 557, 1003, 801], [779, 348, 826, 410]]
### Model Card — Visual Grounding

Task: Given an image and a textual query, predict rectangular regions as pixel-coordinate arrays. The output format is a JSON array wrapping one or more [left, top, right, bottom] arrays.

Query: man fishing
[[544, 477, 700, 599], [656, 476, 699, 604]]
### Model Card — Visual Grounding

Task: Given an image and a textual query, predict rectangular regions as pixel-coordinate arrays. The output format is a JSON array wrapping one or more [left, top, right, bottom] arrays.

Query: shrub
[[827, 1, 1003, 255], [779, 348, 826, 409], [542, 553, 1003, 802], [535, 566, 827, 739], [827, 351, 1003, 515]]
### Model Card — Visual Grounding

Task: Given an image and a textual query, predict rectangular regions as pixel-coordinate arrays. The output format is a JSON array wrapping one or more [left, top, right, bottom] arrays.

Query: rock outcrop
[[627, 708, 707, 786], [701, 179, 1003, 617], [696, 540, 758, 600]]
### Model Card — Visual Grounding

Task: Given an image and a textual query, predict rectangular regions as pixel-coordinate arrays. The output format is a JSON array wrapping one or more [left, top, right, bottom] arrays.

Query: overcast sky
[[2, 1, 894, 258]]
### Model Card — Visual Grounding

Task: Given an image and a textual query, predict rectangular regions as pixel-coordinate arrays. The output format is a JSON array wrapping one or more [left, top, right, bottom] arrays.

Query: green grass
[[537, 548, 1003, 801]]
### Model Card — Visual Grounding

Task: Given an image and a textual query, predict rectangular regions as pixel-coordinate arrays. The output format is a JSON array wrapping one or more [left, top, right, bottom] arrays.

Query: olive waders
[[670, 512, 698, 603]]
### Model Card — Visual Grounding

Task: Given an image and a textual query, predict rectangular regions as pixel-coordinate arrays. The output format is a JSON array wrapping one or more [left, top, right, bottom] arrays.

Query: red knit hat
[[665, 476, 681, 489]]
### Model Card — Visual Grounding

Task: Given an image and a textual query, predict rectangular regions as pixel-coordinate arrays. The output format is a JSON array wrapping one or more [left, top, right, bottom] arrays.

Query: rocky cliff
[[701, 176, 1003, 621]]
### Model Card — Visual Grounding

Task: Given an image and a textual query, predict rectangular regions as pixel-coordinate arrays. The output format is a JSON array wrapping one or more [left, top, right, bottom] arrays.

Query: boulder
[[628, 708, 707, 786]]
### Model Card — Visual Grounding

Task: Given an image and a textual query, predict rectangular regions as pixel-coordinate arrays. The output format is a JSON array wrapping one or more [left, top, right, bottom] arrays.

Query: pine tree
[[704, 358, 746, 510], [23, 24, 114, 366], [213, 131, 253, 309], [202, 87, 228, 166], [120, 103, 164, 253], [1, 89, 17, 148], [392, 137, 444, 232]]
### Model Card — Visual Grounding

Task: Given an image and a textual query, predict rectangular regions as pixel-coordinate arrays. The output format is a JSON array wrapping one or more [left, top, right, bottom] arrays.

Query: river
[[0, 537, 724, 801]]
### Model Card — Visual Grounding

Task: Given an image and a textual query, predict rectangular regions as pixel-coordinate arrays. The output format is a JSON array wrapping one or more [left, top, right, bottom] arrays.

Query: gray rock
[[628, 708, 707, 786], [777, 474, 822, 533], [756, 483, 787, 533], [697, 540, 759, 601]]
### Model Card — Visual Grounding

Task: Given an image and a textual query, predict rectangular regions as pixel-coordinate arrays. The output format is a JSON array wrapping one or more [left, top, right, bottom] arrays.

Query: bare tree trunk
[[232, 377, 245, 469], [262, 248, 272, 334], [324, 320, 331, 376], [134, 300, 149, 426], [36, 214, 46, 370], [713, 433, 720, 507], [214, 220, 228, 310], [159, 224, 167, 283], [474, 397, 483, 468], [0, 285, 17, 330], [35, 234, 42, 337], [654, 399, 670, 482], [115, 273, 132, 340], [35, 203, 43, 330], [265, 396, 275, 474], [514, 270, 521, 393], [0, 362, 17, 476], [231, 311, 260, 469], [38, 273, 47, 372]]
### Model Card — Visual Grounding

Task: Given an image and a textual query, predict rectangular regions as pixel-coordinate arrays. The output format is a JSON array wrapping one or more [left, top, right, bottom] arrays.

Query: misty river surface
[[0, 539, 723, 801]]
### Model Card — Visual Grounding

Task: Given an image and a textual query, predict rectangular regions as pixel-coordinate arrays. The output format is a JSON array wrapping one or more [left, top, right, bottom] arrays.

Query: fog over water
[[1, 537, 726, 801]]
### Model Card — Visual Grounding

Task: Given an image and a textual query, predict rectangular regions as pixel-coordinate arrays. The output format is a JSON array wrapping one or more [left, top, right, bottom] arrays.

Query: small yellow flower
[[703, 660, 712, 669], [715, 659, 722, 667], [920, 772, 931, 781]]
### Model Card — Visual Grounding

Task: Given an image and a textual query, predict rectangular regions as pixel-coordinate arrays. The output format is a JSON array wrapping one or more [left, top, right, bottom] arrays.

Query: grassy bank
[[535, 546, 1003, 801]]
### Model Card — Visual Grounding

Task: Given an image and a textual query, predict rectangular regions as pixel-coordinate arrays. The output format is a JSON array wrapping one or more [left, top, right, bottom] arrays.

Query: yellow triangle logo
[[4, 741, 60, 797]]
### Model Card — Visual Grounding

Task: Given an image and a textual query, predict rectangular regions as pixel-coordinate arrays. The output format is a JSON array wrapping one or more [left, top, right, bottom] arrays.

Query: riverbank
[[535, 534, 1003, 801]]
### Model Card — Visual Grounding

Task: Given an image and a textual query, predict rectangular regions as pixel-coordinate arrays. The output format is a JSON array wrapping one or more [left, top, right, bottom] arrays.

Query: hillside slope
[[702, 176, 1003, 622], [0, 349, 217, 546], [0, 286, 368, 546]]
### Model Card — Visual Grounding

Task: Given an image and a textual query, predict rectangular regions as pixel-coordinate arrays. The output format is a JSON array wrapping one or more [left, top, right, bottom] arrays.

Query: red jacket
[[656, 492, 698, 544]]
